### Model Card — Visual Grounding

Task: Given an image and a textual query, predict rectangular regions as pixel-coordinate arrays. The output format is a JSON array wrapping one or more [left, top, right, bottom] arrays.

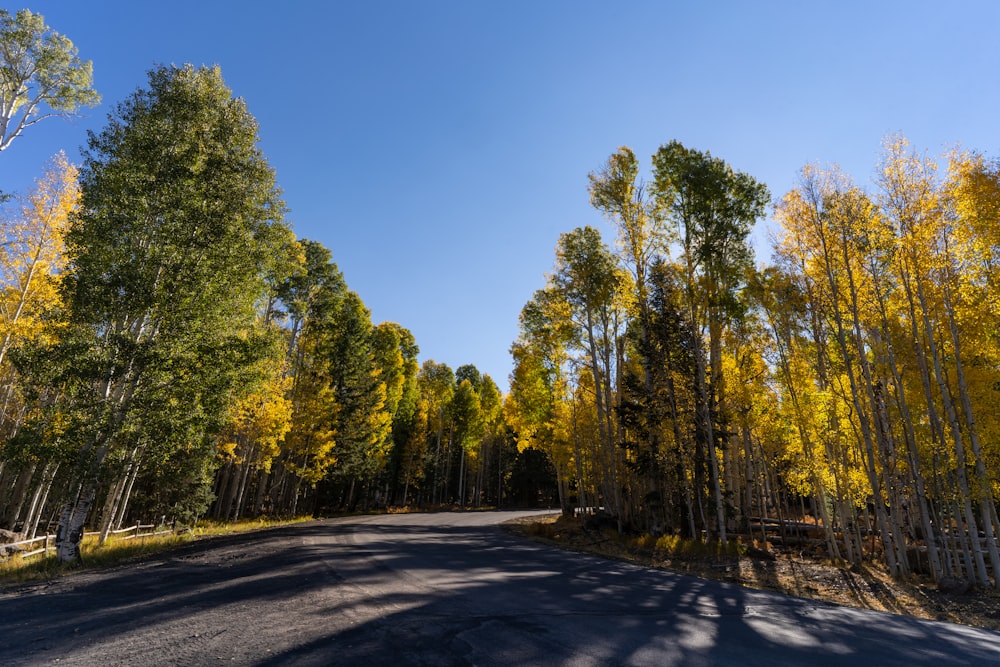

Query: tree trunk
[[56, 482, 98, 562], [816, 216, 900, 576], [943, 282, 1000, 586], [27, 463, 58, 539], [694, 338, 726, 544]]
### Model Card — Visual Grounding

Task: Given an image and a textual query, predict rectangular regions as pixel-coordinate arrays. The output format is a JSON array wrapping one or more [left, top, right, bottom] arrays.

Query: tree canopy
[[0, 9, 99, 153]]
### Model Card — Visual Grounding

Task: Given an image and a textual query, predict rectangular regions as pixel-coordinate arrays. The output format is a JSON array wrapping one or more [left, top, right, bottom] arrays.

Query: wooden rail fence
[[0, 523, 173, 561]]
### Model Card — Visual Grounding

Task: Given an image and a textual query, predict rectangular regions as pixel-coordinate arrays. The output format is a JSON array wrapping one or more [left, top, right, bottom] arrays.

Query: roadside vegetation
[[0, 516, 311, 583]]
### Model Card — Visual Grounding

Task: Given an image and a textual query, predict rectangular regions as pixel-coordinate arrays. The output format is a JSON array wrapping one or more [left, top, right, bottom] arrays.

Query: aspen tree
[[0, 152, 77, 366], [652, 141, 769, 544], [878, 138, 994, 584], [0, 155, 77, 529], [552, 227, 625, 527], [0, 9, 99, 153], [508, 287, 577, 515], [52, 65, 285, 561], [590, 147, 673, 528]]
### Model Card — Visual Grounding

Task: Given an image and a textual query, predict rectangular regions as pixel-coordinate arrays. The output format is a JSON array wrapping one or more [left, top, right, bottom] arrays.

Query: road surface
[[1, 510, 999, 665]]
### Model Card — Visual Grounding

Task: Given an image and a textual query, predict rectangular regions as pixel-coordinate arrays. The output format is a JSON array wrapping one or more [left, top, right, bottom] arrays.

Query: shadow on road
[[1, 515, 998, 666]]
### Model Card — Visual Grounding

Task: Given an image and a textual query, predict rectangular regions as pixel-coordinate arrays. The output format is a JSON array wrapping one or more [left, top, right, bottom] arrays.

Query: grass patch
[[0, 515, 312, 584], [191, 515, 312, 537]]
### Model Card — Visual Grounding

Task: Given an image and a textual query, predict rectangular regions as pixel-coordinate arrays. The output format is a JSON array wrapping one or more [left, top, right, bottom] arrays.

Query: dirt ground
[[504, 514, 1000, 632]]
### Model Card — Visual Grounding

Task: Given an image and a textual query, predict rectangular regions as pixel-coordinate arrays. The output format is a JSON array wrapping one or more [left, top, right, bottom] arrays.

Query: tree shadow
[[0, 514, 997, 666]]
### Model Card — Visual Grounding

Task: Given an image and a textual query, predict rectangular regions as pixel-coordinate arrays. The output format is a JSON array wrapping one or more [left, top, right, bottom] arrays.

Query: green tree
[[378, 323, 420, 505], [267, 240, 344, 516], [321, 291, 390, 509], [617, 260, 702, 536], [0, 9, 99, 152], [50, 64, 285, 561], [652, 140, 769, 543], [449, 378, 483, 504]]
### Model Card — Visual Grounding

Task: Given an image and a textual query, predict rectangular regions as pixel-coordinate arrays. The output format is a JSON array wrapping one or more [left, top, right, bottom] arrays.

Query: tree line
[[0, 11, 557, 562], [4, 9, 1000, 590], [507, 139, 1000, 587]]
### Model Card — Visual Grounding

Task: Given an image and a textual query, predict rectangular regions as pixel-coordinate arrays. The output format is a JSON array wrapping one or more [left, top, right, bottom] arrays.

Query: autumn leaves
[[509, 139, 1000, 587]]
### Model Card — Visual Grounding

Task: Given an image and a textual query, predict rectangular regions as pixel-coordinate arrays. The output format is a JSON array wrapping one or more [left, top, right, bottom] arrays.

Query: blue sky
[[3, 1, 999, 390]]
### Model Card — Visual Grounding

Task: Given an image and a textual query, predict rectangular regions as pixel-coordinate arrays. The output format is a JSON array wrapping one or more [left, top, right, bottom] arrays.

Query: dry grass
[[0, 516, 311, 584]]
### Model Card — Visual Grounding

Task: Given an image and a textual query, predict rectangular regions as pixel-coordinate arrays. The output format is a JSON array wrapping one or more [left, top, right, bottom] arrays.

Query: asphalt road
[[1, 510, 999, 666]]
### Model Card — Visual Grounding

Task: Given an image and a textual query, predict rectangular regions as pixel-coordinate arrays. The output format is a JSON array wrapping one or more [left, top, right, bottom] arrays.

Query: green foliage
[[0, 9, 100, 152], [652, 141, 769, 274], [553, 226, 621, 322], [324, 291, 390, 482], [32, 64, 288, 557], [651, 140, 769, 324]]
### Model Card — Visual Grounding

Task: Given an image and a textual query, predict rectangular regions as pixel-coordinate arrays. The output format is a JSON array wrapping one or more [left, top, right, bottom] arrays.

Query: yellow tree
[[508, 285, 578, 515], [279, 328, 337, 515], [551, 227, 627, 525], [945, 151, 1000, 505], [876, 137, 999, 585], [937, 147, 1000, 583], [0, 153, 77, 536], [0, 151, 77, 368], [773, 166, 909, 574], [212, 362, 293, 521], [757, 259, 872, 564]]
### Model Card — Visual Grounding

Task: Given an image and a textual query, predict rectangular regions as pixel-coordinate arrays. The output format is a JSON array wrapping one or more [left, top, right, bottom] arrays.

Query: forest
[[509, 140, 1000, 589], [2, 9, 1000, 590]]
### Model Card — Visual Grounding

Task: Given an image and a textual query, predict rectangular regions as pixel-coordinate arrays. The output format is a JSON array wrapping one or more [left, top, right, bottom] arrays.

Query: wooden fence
[[0, 523, 173, 561]]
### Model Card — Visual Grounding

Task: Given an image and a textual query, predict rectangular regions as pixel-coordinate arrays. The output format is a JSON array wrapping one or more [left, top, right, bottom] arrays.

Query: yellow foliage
[[0, 152, 78, 365], [283, 345, 338, 484], [219, 361, 293, 472]]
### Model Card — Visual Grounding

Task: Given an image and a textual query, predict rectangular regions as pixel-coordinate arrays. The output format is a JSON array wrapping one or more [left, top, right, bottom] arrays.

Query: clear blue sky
[[3, 1, 998, 390]]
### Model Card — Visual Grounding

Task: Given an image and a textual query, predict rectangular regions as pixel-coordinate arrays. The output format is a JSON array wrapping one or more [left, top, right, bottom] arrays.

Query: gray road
[[1, 511, 999, 666]]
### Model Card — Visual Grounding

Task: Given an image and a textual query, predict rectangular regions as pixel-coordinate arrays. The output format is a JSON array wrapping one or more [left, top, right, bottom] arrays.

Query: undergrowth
[[631, 533, 746, 560]]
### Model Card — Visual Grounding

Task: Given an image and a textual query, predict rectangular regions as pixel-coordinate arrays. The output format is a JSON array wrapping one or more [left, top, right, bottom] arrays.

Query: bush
[[628, 533, 745, 560]]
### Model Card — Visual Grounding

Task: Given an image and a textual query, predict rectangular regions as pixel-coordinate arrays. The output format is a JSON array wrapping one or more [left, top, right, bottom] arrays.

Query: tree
[[51, 64, 286, 561], [210, 340, 292, 523], [552, 226, 626, 524], [473, 374, 503, 506], [319, 290, 391, 509], [0, 151, 77, 377], [589, 146, 666, 345], [617, 260, 702, 536], [652, 140, 769, 543], [449, 378, 483, 504], [508, 288, 573, 513], [266, 240, 344, 516], [379, 324, 420, 505], [0, 9, 99, 152], [418, 360, 455, 504]]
